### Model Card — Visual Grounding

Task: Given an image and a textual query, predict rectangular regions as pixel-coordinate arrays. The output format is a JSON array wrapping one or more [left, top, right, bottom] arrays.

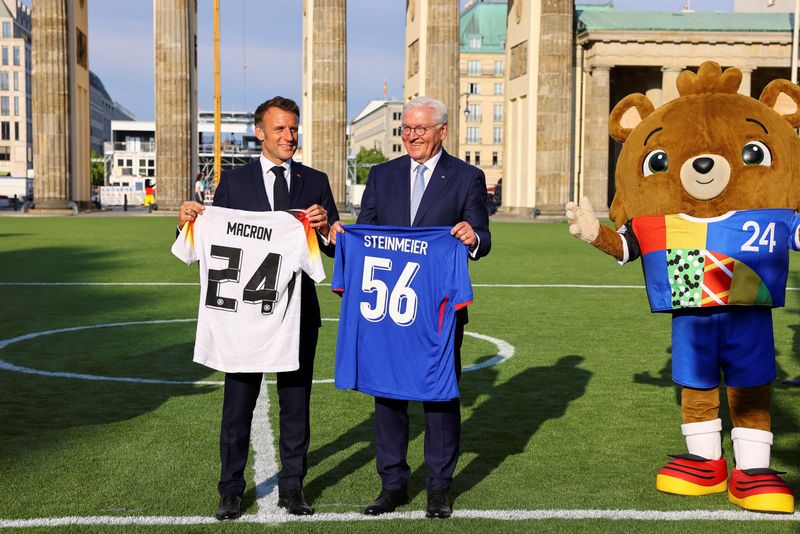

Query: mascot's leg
[[656, 387, 727, 496], [726, 385, 794, 514]]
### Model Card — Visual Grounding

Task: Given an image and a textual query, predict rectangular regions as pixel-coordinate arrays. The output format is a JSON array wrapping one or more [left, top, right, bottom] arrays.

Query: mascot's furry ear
[[760, 79, 800, 128], [608, 94, 654, 143]]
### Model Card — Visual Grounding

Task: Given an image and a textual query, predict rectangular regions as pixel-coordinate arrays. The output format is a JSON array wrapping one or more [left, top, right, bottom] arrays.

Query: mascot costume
[[566, 61, 798, 514]]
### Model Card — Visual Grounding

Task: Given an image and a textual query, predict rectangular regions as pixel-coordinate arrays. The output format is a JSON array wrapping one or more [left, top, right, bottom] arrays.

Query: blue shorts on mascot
[[566, 61, 798, 514]]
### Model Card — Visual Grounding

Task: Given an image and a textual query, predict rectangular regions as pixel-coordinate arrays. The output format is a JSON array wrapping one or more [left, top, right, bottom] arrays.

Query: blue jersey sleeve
[[332, 229, 347, 293], [790, 213, 800, 252], [449, 239, 473, 309]]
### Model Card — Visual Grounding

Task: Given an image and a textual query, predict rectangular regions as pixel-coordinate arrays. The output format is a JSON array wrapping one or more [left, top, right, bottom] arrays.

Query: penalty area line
[[1, 508, 798, 527]]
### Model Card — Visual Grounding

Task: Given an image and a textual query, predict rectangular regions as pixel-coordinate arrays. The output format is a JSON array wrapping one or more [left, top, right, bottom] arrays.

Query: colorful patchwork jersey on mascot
[[566, 61, 800, 514]]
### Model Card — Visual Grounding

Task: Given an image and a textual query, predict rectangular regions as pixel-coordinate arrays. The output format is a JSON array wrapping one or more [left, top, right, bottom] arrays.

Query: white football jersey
[[172, 206, 325, 373]]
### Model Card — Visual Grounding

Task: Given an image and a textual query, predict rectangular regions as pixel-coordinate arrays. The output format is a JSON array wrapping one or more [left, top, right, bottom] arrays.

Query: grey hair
[[403, 96, 448, 124]]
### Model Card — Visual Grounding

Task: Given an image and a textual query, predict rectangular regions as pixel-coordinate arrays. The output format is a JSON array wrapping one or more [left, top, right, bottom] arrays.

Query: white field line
[[0, 321, 513, 385], [252, 377, 280, 516], [1, 508, 798, 528]]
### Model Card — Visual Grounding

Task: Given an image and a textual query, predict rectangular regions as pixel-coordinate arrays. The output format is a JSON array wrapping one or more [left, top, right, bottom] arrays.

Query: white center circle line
[[0, 319, 515, 385]]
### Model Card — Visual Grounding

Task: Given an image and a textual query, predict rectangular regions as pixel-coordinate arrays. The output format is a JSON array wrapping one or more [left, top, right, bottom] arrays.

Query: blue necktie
[[410, 164, 426, 223]]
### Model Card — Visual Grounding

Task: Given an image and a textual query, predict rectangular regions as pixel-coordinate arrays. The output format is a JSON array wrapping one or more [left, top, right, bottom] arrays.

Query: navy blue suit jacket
[[213, 158, 339, 328], [357, 150, 491, 259]]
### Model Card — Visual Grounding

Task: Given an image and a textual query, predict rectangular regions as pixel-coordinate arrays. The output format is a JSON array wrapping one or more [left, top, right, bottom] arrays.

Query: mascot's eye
[[741, 141, 772, 166], [642, 150, 669, 176]]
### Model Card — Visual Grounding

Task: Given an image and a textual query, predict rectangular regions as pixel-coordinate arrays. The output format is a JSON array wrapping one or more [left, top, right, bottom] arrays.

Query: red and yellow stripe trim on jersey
[[288, 209, 322, 264], [180, 219, 196, 250]]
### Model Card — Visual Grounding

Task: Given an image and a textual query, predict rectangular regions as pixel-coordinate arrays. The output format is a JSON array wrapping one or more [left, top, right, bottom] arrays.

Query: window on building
[[1, 96, 9, 116], [0, 72, 8, 91], [13, 121, 17, 141], [393, 112, 402, 120], [467, 103, 481, 121], [468, 60, 480, 75], [12, 71, 17, 91], [148, 159, 154, 166], [475, 152, 481, 166], [0, 146, 9, 160], [494, 60, 504, 76], [494, 83, 503, 96], [466, 127, 481, 144], [492, 151, 498, 167], [2, 22, 10, 39], [117, 158, 123, 166], [13, 46, 19, 66], [1, 121, 8, 140], [392, 144, 402, 153], [493, 126, 502, 144], [465, 151, 470, 164], [469, 36, 481, 49], [468, 82, 480, 95], [13, 96, 17, 116], [126, 159, 133, 167], [493, 103, 502, 122], [139, 159, 146, 167], [2, 47, 8, 66]]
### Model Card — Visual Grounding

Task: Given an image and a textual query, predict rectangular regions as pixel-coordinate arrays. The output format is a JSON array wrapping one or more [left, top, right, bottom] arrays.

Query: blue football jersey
[[332, 225, 473, 401]]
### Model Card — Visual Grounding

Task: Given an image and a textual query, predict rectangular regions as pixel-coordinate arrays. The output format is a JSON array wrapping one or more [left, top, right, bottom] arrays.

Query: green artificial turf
[[0, 215, 798, 532]]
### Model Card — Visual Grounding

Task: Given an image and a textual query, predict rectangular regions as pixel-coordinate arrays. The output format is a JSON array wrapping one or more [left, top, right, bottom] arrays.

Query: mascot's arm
[[566, 196, 625, 261]]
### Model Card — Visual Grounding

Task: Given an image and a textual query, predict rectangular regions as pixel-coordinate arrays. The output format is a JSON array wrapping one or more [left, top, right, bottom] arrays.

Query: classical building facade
[[459, 0, 506, 187], [573, 6, 797, 218], [0, 0, 30, 179], [349, 99, 405, 158]]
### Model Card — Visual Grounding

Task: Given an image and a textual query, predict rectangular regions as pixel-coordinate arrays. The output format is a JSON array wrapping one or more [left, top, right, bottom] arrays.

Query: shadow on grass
[[447, 354, 592, 502], [0, 340, 215, 470]]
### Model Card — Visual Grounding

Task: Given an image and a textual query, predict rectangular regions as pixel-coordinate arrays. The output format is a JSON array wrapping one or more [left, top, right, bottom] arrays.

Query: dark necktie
[[271, 165, 289, 211]]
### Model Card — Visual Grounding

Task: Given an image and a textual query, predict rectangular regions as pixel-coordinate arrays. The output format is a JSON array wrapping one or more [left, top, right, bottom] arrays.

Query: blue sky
[[67, 1, 736, 121]]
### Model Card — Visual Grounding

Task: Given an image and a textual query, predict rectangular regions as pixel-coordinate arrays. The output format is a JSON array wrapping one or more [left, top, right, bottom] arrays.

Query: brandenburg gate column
[[32, 0, 89, 211], [661, 66, 683, 104], [739, 67, 753, 97], [154, 0, 198, 210], [302, 0, 347, 204], [404, 0, 460, 156], [581, 65, 610, 218]]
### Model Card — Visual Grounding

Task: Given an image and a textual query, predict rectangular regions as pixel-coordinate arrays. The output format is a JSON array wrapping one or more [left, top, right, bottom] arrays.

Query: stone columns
[[582, 66, 610, 216], [302, 0, 347, 204], [403, 0, 459, 155], [534, 0, 573, 216], [424, 0, 459, 155], [154, 0, 197, 210], [32, 0, 71, 209], [661, 66, 683, 104], [739, 67, 752, 97]]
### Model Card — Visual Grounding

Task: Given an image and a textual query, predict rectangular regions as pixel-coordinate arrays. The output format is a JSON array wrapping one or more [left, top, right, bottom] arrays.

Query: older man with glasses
[[332, 96, 491, 519]]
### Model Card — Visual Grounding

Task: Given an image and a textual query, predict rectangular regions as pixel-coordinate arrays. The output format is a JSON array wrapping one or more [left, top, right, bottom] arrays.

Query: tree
[[355, 147, 388, 184], [90, 150, 105, 186]]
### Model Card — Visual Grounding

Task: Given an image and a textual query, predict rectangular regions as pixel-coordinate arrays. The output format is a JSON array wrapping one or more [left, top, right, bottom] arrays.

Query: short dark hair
[[254, 96, 300, 125]]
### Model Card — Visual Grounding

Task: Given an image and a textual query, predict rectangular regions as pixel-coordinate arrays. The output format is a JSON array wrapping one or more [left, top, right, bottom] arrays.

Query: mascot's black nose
[[692, 157, 714, 174]]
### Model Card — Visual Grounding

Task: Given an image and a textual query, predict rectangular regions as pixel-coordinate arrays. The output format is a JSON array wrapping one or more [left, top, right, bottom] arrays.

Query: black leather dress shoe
[[364, 488, 409, 515], [425, 489, 451, 519], [215, 493, 242, 521], [277, 488, 314, 515]]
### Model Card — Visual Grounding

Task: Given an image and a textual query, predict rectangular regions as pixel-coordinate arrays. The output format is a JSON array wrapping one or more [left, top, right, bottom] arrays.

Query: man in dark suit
[[332, 96, 491, 519], [178, 96, 339, 520]]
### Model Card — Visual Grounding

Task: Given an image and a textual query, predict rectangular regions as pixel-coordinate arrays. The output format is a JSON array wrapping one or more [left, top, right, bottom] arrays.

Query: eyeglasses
[[400, 123, 442, 137]]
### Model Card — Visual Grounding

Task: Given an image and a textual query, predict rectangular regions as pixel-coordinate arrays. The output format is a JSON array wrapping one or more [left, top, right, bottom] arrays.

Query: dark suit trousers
[[374, 321, 464, 492], [218, 323, 319, 495]]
